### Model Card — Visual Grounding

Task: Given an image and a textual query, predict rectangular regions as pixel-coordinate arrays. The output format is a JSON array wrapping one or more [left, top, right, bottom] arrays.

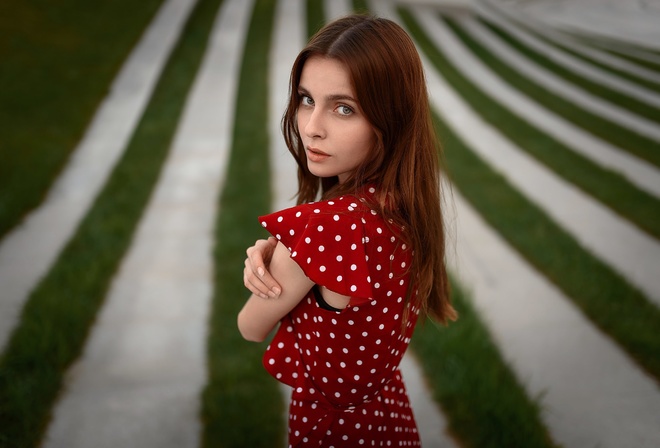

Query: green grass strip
[[306, 0, 325, 39], [412, 279, 557, 448], [603, 48, 660, 74], [0, 0, 165, 241], [452, 17, 660, 169], [0, 0, 224, 445], [419, 15, 660, 239], [352, 0, 369, 15], [200, 0, 282, 446], [400, 6, 660, 383], [491, 18, 660, 93], [475, 17, 660, 121]]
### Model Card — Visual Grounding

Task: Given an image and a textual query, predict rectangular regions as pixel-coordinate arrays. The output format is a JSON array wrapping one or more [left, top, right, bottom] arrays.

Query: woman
[[238, 14, 456, 447]]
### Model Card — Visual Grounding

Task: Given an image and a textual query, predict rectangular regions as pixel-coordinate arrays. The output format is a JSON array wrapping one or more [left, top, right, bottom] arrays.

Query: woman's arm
[[238, 241, 314, 342], [243, 237, 282, 298]]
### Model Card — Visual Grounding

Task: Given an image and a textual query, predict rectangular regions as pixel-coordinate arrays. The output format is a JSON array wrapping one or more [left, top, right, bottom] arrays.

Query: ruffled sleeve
[[259, 201, 374, 304]]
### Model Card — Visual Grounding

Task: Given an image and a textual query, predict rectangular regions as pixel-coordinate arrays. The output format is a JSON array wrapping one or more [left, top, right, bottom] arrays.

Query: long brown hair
[[282, 15, 457, 324]]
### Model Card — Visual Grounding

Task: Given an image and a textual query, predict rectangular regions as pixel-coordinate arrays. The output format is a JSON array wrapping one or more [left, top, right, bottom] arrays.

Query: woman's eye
[[337, 105, 353, 116], [301, 95, 314, 106]]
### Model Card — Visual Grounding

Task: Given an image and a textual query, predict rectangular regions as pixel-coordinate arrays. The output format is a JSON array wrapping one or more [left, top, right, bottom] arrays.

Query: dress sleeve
[[259, 203, 374, 303]]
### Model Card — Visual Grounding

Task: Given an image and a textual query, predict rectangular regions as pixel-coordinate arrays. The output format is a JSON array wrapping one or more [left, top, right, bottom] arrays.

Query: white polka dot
[[337, 275, 343, 282], [333, 214, 340, 221], [336, 255, 343, 262], [350, 264, 357, 271], [320, 265, 326, 272], [319, 245, 325, 252], [261, 221, 267, 227], [289, 229, 295, 236], [335, 235, 342, 241], [317, 225, 324, 232], [351, 223, 357, 230], [305, 237, 311, 244], [350, 285, 357, 292], [351, 244, 357, 250], [296, 211, 302, 217], [277, 216, 283, 222]]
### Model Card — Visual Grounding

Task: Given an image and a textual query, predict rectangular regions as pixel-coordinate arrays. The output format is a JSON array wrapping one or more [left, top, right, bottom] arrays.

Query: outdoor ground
[[0, 0, 659, 447]]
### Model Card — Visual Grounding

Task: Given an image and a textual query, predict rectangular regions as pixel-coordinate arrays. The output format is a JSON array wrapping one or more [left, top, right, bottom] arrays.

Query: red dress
[[259, 187, 422, 447]]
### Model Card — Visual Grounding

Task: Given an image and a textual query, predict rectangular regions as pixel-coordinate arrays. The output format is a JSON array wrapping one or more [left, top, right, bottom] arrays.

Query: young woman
[[238, 14, 456, 447]]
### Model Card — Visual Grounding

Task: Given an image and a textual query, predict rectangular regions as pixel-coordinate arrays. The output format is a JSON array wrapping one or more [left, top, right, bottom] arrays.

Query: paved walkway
[[0, 0, 198, 352], [413, 6, 660, 304], [1, 0, 659, 447], [455, 17, 660, 198], [42, 0, 252, 446]]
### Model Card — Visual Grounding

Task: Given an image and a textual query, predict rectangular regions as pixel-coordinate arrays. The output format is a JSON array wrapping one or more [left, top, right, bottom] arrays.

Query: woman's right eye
[[301, 95, 314, 106]]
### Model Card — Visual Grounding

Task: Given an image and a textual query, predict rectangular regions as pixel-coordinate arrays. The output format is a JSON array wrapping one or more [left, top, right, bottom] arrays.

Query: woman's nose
[[303, 108, 325, 139]]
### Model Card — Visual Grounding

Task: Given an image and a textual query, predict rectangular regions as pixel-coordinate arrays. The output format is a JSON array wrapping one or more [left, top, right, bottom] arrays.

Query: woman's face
[[297, 56, 375, 184]]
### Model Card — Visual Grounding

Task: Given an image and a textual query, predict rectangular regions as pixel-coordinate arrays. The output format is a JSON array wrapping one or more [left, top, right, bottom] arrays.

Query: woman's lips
[[306, 147, 330, 163]]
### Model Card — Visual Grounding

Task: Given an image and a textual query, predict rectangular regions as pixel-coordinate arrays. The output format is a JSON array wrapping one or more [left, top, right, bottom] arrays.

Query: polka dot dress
[[259, 187, 422, 447]]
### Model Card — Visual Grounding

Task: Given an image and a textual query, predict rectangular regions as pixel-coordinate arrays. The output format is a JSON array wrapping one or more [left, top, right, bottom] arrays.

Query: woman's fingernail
[[258, 267, 265, 277], [272, 287, 281, 296], [267, 290, 276, 298]]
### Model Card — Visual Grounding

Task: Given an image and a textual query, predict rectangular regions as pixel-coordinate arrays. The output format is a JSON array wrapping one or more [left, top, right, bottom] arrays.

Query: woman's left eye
[[337, 105, 353, 116]]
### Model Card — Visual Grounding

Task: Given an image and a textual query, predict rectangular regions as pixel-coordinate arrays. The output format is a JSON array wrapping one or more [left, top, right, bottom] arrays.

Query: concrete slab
[[0, 0, 198, 352], [41, 0, 253, 446], [413, 6, 660, 304], [449, 189, 660, 448], [486, 0, 660, 50], [478, 0, 660, 87], [454, 16, 660, 198]]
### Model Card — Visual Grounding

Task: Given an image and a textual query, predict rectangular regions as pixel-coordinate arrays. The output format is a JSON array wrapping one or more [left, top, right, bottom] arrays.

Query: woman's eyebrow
[[298, 85, 357, 103]]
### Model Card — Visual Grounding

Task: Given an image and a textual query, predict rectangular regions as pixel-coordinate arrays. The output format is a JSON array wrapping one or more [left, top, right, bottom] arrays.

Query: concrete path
[[482, 0, 660, 83], [486, 0, 660, 53], [0, 0, 198, 352], [450, 16, 660, 198], [448, 188, 660, 448], [42, 0, 253, 446], [413, 6, 660, 304], [2, 0, 659, 447], [476, 0, 660, 104], [443, 13, 660, 143]]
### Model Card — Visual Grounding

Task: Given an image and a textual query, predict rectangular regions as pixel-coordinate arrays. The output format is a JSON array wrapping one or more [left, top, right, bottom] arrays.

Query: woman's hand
[[243, 237, 282, 298]]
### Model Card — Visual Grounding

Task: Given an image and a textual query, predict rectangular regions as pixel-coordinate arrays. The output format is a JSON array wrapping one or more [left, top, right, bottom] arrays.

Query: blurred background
[[1, 0, 659, 447]]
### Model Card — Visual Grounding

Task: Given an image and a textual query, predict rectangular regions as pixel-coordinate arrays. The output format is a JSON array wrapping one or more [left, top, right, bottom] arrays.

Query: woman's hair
[[282, 15, 457, 324]]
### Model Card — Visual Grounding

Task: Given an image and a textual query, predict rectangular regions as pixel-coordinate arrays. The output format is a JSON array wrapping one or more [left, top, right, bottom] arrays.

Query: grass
[[0, 0, 165, 241], [2, 1, 657, 446], [412, 279, 557, 448], [514, 22, 660, 94], [440, 16, 660, 239], [451, 17, 660, 169], [200, 0, 283, 446], [0, 0, 224, 445], [474, 17, 660, 121], [399, 6, 660, 383], [306, 0, 325, 39]]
